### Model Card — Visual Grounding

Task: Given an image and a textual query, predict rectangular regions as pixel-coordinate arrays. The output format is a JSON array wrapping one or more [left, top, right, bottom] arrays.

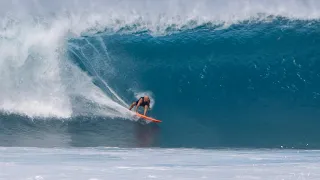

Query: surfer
[[129, 96, 151, 116]]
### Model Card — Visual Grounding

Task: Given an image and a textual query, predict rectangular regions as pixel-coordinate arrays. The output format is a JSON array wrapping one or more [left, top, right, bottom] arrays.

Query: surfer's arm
[[135, 99, 142, 112], [144, 105, 148, 115]]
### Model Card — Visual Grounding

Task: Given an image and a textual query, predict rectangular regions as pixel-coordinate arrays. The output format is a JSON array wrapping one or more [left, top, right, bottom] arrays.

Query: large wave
[[1, 0, 320, 148]]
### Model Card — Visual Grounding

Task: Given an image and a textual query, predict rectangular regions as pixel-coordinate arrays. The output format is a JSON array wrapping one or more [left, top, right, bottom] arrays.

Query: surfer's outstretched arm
[[144, 105, 148, 115], [129, 102, 136, 110], [135, 99, 142, 112]]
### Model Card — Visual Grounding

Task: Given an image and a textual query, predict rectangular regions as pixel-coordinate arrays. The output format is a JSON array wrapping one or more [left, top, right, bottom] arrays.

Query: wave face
[[1, 0, 320, 148]]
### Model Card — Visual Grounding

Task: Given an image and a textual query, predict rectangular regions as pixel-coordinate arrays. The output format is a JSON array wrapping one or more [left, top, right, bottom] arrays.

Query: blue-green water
[[67, 18, 320, 148]]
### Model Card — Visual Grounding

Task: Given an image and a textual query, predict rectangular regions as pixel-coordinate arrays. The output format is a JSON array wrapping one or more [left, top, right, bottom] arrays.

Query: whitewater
[[2, 147, 320, 180], [1, 0, 320, 179]]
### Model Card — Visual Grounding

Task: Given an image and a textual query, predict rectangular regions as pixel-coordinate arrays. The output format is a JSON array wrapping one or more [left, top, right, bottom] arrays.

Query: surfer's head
[[144, 96, 150, 104]]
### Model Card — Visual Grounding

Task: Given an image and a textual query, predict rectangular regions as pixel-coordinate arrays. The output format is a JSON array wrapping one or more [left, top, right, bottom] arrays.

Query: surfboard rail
[[136, 113, 162, 123]]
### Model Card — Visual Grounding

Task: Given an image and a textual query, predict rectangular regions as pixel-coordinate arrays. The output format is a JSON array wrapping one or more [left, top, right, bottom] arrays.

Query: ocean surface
[[1, 147, 320, 180], [0, 0, 320, 179]]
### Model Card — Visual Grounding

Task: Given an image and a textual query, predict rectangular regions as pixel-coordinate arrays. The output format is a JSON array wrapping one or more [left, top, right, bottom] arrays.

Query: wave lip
[[2, 0, 319, 35]]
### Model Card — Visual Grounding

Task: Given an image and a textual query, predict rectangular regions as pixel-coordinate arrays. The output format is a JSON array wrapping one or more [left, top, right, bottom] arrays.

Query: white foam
[[1, 1, 320, 35], [2, 147, 320, 180], [0, 13, 131, 119]]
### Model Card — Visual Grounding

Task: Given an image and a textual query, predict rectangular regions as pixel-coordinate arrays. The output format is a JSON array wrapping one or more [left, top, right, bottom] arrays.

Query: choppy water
[[1, 147, 320, 180]]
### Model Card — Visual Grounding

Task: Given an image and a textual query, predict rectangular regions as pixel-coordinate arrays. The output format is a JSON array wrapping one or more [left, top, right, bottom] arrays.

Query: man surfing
[[129, 96, 151, 116]]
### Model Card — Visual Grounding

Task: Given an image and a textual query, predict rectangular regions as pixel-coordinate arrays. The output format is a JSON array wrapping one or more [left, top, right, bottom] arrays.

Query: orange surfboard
[[136, 113, 162, 123]]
